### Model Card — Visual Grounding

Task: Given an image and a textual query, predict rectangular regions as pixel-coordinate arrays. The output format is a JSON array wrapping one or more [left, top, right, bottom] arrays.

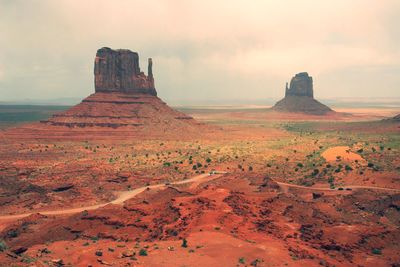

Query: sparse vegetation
[[0, 240, 7, 252], [181, 238, 188, 248], [139, 248, 148, 256]]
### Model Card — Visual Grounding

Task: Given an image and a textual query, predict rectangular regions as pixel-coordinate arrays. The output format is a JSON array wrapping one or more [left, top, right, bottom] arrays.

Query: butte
[[272, 72, 334, 115], [5, 48, 205, 139]]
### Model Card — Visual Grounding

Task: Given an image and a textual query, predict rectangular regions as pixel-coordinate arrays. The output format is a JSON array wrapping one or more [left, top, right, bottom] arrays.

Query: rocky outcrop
[[94, 47, 156, 96], [272, 72, 333, 115]]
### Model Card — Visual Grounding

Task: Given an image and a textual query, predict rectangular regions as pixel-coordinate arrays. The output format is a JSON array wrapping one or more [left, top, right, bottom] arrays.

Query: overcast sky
[[0, 0, 399, 104]]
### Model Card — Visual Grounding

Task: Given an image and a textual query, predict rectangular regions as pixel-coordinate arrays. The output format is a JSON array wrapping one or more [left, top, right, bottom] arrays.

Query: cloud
[[0, 0, 399, 102]]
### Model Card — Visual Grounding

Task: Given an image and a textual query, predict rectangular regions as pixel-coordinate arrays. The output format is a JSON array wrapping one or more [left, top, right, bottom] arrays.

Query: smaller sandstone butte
[[94, 47, 156, 96], [272, 72, 333, 115]]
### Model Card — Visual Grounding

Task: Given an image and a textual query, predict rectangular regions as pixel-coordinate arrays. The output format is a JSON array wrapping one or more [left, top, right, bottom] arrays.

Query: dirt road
[[0, 172, 226, 222], [276, 181, 400, 192]]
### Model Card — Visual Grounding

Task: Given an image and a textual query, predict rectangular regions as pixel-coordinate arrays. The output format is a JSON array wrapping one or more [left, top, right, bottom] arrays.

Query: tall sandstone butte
[[94, 47, 157, 95], [35, 47, 203, 138], [273, 72, 333, 115]]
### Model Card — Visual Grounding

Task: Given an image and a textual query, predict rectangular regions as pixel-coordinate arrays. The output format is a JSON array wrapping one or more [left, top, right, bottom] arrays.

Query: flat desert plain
[[0, 105, 399, 267]]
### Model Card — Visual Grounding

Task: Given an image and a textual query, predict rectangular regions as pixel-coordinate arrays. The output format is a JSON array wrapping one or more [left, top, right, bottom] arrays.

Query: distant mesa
[[384, 113, 400, 122], [391, 114, 400, 121], [272, 72, 334, 115]]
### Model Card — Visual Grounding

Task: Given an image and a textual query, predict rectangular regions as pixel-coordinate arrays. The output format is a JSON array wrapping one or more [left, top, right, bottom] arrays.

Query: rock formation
[[384, 114, 400, 122], [94, 47, 157, 96], [272, 72, 333, 115], [34, 47, 204, 137], [391, 114, 400, 121]]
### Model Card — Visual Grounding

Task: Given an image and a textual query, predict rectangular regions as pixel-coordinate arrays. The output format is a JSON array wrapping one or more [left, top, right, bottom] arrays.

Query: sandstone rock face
[[272, 72, 333, 115], [285, 72, 313, 98], [94, 47, 156, 96]]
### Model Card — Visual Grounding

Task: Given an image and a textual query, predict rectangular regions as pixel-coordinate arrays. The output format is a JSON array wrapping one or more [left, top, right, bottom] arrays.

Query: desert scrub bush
[[139, 248, 148, 256], [334, 165, 342, 173], [297, 163, 304, 168], [181, 238, 188, 248], [311, 169, 319, 176], [371, 248, 382, 255], [345, 165, 353, 171], [21, 256, 36, 263], [0, 240, 7, 252]]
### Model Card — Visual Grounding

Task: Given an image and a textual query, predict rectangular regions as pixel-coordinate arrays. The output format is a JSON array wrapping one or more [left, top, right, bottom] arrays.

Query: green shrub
[[139, 248, 148, 256], [371, 248, 382, 255], [0, 240, 7, 252], [181, 238, 188, 248], [345, 165, 353, 171], [311, 169, 319, 176]]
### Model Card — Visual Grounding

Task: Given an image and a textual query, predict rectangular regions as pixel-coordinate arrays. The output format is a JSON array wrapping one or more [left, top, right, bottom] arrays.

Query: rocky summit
[[272, 72, 333, 115], [285, 72, 313, 98], [94, 47, 157, 96]]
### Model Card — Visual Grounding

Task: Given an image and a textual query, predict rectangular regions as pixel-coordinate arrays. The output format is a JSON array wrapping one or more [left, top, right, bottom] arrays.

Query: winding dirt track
[[1, 172, 398, 222], [0, 172, 226, 222], [276, 181, 400, 192]]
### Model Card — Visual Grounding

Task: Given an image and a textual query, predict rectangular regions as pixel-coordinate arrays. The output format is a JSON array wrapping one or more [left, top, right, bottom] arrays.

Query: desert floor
[[0, 105, 399, 267]]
